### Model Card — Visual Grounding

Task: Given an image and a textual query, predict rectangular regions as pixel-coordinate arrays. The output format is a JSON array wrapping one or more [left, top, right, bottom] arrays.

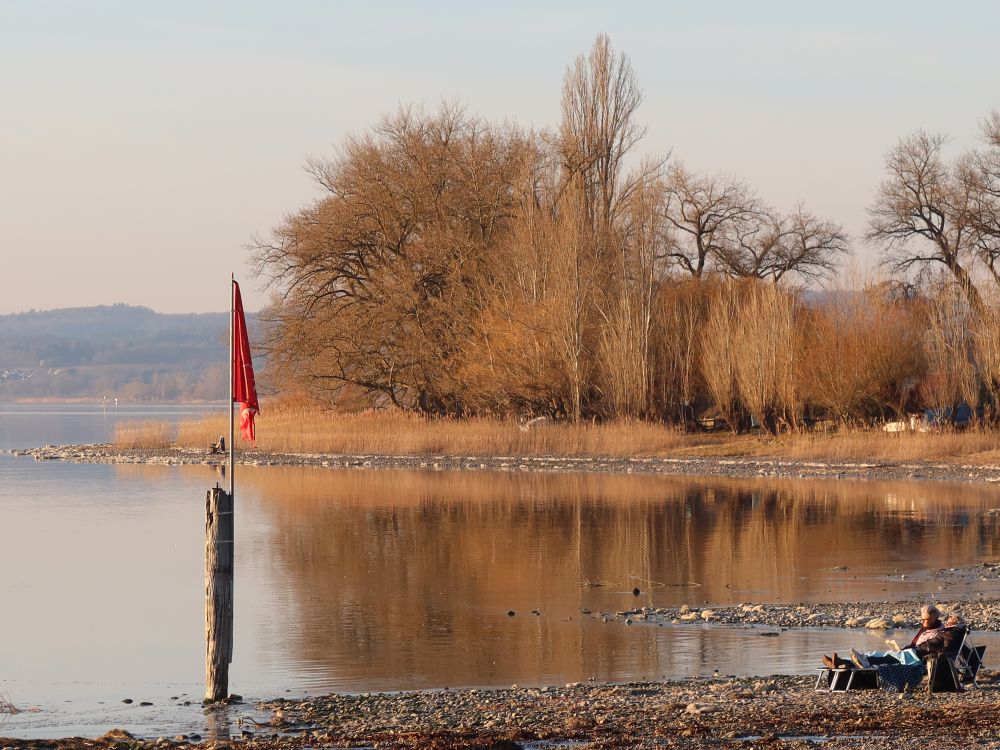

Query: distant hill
[[0, 304, 260, 401]]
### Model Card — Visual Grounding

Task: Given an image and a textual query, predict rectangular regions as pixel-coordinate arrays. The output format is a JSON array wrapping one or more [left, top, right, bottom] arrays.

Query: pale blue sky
[[2, 1, 998, 313]]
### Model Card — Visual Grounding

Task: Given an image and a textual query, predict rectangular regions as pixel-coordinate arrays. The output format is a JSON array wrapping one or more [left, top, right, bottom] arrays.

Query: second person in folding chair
[[821, 604, 951, 670]]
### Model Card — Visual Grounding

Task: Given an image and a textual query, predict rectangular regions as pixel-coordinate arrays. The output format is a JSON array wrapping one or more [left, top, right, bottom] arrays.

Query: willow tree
[[251, 104, 531, 413]]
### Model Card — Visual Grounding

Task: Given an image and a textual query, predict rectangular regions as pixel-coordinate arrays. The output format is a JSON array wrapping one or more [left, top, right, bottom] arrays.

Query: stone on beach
[[806, 612, 833, 622]]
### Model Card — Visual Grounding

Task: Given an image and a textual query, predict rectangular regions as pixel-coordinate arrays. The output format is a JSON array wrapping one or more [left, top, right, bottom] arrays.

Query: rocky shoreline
[[5, 675, 1000, 749], [10, 444, 1000, 484], [606, 592, 1000, 631]]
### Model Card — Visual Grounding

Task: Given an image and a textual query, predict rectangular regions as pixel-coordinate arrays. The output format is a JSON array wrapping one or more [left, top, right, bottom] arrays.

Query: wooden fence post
[[205, 485, 234, 703]]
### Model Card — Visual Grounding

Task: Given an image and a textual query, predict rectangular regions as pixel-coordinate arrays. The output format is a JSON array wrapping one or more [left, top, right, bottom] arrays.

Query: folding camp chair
[[814, 666, 879, 691], [925, 653, 962, 693], [924, 629, 986, 693], [954, 634, 986, 688]]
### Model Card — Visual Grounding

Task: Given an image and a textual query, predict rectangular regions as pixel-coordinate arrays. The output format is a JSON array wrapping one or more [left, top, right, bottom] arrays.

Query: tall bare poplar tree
[[559, 34, 646, 232]]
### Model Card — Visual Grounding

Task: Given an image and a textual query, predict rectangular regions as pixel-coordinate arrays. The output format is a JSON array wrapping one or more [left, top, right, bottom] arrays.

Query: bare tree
[[699, 283, 744, 431], [797, 290, 924, 423], [662, 165, 761, 277], [730, 282, 799, 434], [597, 174, 665, 418], [663, 166, 847, 283], [921, 282, 979, 416], [867, 131, 986, 314], [548, 176, 600, 422], [958, 112, 1000, 286], [653, 280, 708, 425], [559, 34, 648, 231], [556, 34, 667, 420], [717, 206, 848, 283]]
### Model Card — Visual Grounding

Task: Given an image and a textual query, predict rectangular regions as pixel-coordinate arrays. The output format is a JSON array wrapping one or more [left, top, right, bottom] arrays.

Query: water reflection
[[5, 459, 1000, 735], [233, 469, 1000, 691]]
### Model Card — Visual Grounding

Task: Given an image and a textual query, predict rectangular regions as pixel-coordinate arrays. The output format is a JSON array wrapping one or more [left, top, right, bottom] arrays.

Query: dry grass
[[175, 406, 704, 457], [155, 405, 1000, 463], [113, 420, 174, 449], [758, 429, 1000, 463]]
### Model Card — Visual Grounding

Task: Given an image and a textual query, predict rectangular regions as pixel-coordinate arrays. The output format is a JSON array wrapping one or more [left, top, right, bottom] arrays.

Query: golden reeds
[[148, 405, 1000, 463], [113, 420, 174, 449], [175, 407, 696, 457]]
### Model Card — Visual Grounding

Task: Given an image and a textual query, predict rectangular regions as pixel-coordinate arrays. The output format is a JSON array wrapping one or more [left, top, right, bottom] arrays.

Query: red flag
[[232, 280, 259, 446]]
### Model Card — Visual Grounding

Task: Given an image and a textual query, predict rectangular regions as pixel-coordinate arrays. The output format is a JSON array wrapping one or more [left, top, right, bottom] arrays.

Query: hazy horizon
[[4, 0, 999, 315]]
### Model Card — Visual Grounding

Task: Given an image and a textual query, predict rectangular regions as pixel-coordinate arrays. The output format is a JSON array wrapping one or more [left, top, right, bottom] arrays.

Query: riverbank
[[11, 443, 1000, 484], [118, 406, 1000, 464], [4, 674, 1000, 750], [608, 594, 1000, 631]]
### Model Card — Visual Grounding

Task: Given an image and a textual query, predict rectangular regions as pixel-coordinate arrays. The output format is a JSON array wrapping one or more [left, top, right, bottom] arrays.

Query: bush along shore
[[11, 443, 1000, 485]]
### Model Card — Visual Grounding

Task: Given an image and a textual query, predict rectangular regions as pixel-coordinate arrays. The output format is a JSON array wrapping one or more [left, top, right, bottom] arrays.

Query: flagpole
[[229, 274, 235, 499], [206, 274, 236, 703]]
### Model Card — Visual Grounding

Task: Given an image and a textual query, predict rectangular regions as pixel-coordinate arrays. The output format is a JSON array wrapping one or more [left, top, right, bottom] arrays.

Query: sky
[[2, 0, 999, 315]]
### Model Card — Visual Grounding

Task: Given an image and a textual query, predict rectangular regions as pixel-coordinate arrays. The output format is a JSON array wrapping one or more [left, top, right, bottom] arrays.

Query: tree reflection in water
[[225, 469, 1000, 691]]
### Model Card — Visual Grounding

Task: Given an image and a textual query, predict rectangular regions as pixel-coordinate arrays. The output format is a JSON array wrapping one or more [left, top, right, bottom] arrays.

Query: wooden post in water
[[205, 485, 234, 703]]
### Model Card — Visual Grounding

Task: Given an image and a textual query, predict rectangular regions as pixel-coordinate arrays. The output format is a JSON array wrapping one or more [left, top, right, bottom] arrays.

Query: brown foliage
[[652, 279, 707, 425], [798, 291, 924, 423], [250, 37, 1000, 432], [252, 104, 530, 414]]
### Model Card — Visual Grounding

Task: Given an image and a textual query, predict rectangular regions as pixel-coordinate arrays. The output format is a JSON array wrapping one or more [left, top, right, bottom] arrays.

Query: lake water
[[2, 403, 1000, 738]]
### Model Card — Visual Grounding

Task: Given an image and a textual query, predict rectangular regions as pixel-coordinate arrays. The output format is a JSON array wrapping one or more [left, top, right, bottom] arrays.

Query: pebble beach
[[5, 674, 1000, 750], [12, 444, 1000, 485]]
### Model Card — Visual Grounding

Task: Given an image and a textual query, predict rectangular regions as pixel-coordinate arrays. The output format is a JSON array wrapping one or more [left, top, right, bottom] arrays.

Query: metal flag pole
[[229, 273, 235, 499]]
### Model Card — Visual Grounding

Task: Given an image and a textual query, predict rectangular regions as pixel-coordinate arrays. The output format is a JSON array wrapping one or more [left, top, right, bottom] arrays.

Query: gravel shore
[[11, 444, 1000, 484], [5, 676, 1000, 749], [607, 592, 1000, 631]]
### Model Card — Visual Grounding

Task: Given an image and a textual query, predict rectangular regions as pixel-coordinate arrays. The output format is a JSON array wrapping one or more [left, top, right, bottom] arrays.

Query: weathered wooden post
[[205, 484, 234, 703]]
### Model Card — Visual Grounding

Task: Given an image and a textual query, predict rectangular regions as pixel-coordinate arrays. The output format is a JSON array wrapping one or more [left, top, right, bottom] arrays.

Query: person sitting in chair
[[821, 604, 946, 670]]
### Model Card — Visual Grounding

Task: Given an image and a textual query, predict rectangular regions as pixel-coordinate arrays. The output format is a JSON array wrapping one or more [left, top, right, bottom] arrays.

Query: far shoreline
[[10, 443, 1000, 485]]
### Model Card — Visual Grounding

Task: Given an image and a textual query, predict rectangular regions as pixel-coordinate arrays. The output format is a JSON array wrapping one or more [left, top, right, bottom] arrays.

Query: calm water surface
[[2, 404, 1000, 738]]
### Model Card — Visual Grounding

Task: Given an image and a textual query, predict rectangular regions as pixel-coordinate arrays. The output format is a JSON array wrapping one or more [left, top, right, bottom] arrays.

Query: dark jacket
[[908, 619, 943, 649], [918, 625, 967, 656]]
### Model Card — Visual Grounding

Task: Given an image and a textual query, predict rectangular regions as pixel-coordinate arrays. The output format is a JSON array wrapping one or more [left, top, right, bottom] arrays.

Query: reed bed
[[113, 420, 175, 449], [174, 407, 704, 458], [760, 429, 1000, 463], [154, 406, 1000, 463]]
